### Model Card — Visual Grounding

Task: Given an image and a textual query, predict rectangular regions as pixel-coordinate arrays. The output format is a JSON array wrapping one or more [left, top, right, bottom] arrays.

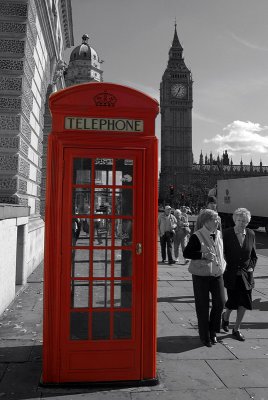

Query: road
[[255, 229, 268, 257]]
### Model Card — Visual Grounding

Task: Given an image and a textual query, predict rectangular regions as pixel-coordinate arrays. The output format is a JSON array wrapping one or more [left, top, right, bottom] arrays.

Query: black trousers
[[192, 274, 225, 342], [160, 232, 173, 263]]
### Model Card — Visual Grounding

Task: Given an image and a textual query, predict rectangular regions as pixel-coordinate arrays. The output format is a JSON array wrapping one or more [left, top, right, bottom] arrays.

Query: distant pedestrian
[[183, 209, 226, 347], [195, 196, 221, 232], [158, 205, 177, 265], [173, 209, 190, 264], [222, 208, 258, 341]]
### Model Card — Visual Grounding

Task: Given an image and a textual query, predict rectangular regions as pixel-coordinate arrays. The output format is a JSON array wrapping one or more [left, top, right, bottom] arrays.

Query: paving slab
[[0, 362, 42, 398], [0, 339, 34, 362], [157, 323, 197, 338], [220, 338, 268, 359], [157, 359, 225, 390], [41, 390, 132, 400], [131, 388, 252, 400], [207, 359, 268, 388], [169, 301, 196, 312], [158, 338, 236, 360], [246, 388, 268, 400], [163, 310, 196, 325]]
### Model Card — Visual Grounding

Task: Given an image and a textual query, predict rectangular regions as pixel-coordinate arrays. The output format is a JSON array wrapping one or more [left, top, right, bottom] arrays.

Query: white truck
[[216, 176, 268, 234]]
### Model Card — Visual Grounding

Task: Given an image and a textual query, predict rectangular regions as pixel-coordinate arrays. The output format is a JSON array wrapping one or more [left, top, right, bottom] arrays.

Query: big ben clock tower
[[159, 24, 193, 202]]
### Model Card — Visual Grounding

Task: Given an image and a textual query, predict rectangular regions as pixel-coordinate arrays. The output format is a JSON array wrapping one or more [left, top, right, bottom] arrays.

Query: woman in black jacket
[[221, 208, 258, 341], [183, 209, 226, 347]]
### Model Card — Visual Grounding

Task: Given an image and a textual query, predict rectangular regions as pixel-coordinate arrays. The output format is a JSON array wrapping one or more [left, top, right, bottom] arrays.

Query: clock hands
[[171, 84, 186, 98]]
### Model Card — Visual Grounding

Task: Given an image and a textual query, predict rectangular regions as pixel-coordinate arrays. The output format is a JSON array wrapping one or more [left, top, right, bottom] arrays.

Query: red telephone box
[[43, 83, 159, 384]]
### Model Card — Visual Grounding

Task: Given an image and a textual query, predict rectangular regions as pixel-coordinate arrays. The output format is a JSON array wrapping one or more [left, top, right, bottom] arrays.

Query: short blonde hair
[[233, 208, 251, 223], [195, 209, 218, 230]]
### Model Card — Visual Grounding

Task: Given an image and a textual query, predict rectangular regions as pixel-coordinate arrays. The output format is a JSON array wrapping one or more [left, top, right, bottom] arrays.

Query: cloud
[[204, 120, 268, 157], [230, 33, 268, 52]]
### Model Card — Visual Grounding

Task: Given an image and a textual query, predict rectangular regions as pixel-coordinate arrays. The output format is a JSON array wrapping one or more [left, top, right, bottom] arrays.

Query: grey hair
[[174, 209, 181, 215], [195, 209, 218, 230], [233, 208, 251, 223]]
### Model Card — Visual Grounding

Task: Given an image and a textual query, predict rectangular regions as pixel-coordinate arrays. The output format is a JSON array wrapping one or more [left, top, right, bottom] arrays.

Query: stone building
[[64, 33, 103, 86], [0, 0, 73, 313], [159, 26, 268, 206]]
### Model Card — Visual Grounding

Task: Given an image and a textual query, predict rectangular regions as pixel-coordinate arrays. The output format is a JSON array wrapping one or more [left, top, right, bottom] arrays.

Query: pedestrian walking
[[183, 209, 226, 347], [221, 207, 258, 341], [195, 196, 221, 232], [158, 205, 177, 265], [174, 209, 190, 264]]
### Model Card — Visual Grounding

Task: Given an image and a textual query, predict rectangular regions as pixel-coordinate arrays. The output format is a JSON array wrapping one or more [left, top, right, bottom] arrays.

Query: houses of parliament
[[159, 25, 268, 205]]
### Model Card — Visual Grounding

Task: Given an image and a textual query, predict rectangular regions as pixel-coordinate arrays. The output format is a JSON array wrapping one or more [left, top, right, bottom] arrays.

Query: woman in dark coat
[[222, 208, 258, 341]]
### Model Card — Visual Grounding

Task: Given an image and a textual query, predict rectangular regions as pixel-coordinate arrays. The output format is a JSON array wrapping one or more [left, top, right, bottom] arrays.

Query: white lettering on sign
[[65, 117, 144, 132]]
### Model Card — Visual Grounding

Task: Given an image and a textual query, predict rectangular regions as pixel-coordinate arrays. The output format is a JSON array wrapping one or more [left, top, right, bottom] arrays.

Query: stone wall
[[0, 204, 30, 315]]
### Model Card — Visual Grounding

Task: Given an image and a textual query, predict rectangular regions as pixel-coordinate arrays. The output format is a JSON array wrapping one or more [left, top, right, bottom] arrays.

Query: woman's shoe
[[210, 334, 218, 344], [232, 329, 245, 341], [201, 339, 212, 348], [221, 313, 229, 332]]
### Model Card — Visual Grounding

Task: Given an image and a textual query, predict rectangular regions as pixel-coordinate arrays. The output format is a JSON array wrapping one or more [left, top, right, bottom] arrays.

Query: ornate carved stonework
[[0, 96, 21, 110], [0, 22, 26, 34], [24, 40, 35, 71], [36, 170, 41, 184], [0, 39, 25, 54], [35, 198, 40, 214], [0, 76, 22, 92], [38, 141, 43, 155], [21, 98, 31, 119], [0, 59, 23, 71], [22, 78, 33, 110], [0, 196, 16, 204], [20, 138, 28, 156], [0, 2, 27, 17], [0, 115, 20, 131], [0, 155, 18, 171], [23, 60, 34, 84], [0, 178, 17, 191], [0, 136, 19, 150], [21, 117, 31, 142], [18, 178, 27, 193], [18, 157, 30, 178], [17, 197, 28, 207]]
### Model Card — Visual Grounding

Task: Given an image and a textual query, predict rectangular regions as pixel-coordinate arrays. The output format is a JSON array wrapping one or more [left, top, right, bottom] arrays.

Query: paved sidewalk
[[0, 250, 267, 399]]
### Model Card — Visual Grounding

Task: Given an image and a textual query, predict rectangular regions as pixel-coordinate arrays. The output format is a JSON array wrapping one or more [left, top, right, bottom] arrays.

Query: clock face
[[171, 83, 187, 98]]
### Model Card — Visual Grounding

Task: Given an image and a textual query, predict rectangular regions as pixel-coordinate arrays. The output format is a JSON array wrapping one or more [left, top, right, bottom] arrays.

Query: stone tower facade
[[159, 25, 193, 202], [65, 33, 103, 86]]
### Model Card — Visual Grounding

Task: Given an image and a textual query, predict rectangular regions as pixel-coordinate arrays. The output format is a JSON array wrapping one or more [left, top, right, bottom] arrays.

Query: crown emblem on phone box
[[94, 91, 117, 106]]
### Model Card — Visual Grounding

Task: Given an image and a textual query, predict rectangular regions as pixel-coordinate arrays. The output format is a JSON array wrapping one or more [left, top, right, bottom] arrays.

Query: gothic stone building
[[159, 26, 268, 205]]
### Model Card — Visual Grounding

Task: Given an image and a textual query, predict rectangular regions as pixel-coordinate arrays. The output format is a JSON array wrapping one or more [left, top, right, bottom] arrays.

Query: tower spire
[[172, 20, 183, 49]]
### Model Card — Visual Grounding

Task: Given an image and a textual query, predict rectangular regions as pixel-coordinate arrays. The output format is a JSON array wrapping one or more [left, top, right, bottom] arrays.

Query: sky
[[64, 0, 268, 166]]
